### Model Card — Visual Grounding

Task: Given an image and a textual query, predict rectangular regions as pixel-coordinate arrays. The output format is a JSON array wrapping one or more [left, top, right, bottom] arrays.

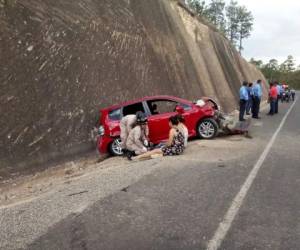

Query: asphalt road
[[2, 97, 300, 250]]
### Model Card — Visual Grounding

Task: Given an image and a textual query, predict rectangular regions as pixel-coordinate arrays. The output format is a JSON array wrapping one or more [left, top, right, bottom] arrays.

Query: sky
[[223, 0, 300, 66]]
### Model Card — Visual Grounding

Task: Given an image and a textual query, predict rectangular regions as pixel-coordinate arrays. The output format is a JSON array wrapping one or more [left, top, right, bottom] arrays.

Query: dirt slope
[[0, 0, 266, 173]]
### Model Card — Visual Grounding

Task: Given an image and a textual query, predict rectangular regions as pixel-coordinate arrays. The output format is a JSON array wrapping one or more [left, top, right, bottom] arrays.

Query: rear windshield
[[109, 108, 122, 121]]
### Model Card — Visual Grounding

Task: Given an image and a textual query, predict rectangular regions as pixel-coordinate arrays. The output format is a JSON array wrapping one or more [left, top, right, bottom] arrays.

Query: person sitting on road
[[126, 113, 149, 160], [132, 116, 185, 161], [175, 114, 188, 147]]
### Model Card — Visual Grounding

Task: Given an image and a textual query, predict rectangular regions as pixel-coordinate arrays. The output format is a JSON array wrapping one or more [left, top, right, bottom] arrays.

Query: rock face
[[0, 0, 266, 173]]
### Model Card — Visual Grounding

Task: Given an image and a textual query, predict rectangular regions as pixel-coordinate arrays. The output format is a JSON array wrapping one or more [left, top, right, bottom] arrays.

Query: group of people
[[268, 82, 296, 115], [239, 79, 263, 121], [120, 111, 188, 161], [239, 79, 296, 120]]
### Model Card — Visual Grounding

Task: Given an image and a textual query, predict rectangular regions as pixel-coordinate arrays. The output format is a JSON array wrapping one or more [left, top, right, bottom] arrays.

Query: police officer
[[239, 81, 249, 121], [252, 79, 262, 119]]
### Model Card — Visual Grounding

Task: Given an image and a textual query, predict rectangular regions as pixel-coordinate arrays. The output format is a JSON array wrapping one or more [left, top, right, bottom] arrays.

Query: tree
[[225, 0, 239, 45], [236, 6, 253, 54], [288, 69, 300, 89], [186, 0, 207, 16], [279, 55, 296, 82], [261, 59, 279, 81], [257, 56, 299, 89], [205, 0, 226, 32], [280, 55, 295, 73], [186, 0, 254, 53], [249, 58, 263, 68]]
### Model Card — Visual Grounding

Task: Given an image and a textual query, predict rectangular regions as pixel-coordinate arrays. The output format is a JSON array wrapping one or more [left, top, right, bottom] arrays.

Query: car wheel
[[109, 138, 123, 156], [197, 118, 218, 139]]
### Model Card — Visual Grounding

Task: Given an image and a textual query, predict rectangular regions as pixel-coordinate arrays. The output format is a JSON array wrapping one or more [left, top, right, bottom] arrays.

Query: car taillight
[[98, 125, 105, 136]]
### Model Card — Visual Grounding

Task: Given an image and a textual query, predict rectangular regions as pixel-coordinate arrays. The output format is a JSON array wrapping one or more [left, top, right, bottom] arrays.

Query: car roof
[[101, 95, 193, 111]]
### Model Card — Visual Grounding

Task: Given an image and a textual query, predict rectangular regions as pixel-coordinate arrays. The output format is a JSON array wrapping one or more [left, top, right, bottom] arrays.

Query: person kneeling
[[126, 113, 149, 160], [132, 116, 185, 161]]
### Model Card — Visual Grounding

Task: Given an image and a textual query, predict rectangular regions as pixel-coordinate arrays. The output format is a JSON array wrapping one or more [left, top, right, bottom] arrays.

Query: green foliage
[[0, 0, 16, 7], [236, 6, 253, 53], [186, 0, 253, 53], [251, 56, 300, 89], [225, 0, 239, 44], [288, 70, 300, 89], [280, 55, 296, 73], [186, 0, 207, 16], [249, 58, 263, 68], [205, 0, 226, 32]]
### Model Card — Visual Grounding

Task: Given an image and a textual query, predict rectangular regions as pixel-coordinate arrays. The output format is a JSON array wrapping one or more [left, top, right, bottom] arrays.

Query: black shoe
[[252, 116, 261, 119], [126, 151, 136, 161], [246, 112, 250, 115], [126, 151, 133, 161], [239, 119, 246, 122], [121, 149, 128, 157]]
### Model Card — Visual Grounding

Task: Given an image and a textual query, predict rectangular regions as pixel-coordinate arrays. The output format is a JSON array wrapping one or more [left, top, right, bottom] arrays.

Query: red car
[[97, 95, 219, 156]]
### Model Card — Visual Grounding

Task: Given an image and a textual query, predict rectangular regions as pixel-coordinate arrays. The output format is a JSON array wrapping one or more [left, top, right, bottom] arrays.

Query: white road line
[[206, 97, 298, 250]]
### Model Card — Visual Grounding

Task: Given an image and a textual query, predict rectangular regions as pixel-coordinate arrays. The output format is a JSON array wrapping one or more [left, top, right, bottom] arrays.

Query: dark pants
[[246, 96, 253, 114], [292, 93, 295, 101], [269, 98, 276, 115], [239, 99, 247, 121], [252, 96, 261, 118], [275, 96, 279, 113]]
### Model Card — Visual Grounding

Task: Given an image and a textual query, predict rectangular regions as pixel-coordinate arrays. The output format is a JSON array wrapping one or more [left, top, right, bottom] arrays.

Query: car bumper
[[97, 135, 113, 154]]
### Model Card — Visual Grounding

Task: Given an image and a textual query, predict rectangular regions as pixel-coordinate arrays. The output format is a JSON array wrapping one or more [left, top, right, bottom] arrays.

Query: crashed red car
[[97, 95, 219, 156]]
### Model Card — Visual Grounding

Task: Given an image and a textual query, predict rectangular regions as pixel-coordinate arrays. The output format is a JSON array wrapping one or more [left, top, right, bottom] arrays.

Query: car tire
[[197, 118, 218, 139], [109, 138, 123, 156]]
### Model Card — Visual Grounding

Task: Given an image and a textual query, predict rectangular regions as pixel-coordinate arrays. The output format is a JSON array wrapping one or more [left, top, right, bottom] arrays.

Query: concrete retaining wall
[[0, 0, 266, 174]]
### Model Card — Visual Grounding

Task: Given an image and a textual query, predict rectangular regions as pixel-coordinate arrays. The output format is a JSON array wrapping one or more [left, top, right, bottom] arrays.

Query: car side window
[[179, 103, 192, 111], [109, 108, 122, 121], [122, 102, 145, 116], [147, 100, 178, 115]]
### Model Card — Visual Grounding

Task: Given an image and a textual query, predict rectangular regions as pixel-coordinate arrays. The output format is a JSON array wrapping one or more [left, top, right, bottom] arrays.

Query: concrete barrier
[[0, 0, 267, 173]]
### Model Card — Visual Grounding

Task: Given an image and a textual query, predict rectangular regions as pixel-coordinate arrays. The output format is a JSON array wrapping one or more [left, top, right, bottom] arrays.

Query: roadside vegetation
[[250, 56, 300, 89], [186, 0, 254, 54], [185, 1, 299, 90]]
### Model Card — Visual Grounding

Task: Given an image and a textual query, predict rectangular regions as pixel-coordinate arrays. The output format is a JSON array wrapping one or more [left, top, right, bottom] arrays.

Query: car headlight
[[98, 126, 105, 136]]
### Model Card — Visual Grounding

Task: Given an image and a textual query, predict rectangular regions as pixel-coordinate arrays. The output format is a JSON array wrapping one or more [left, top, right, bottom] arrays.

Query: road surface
[[1, 97, 299, 250]]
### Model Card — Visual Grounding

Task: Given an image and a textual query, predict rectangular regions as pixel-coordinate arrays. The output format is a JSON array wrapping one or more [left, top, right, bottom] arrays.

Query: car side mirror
[[175, 106, 184, 114]]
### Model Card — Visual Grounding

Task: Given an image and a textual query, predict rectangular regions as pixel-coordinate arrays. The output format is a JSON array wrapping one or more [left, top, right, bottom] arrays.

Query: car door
[[177, 102, 196, 137], [145, 99, 178, 143]]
